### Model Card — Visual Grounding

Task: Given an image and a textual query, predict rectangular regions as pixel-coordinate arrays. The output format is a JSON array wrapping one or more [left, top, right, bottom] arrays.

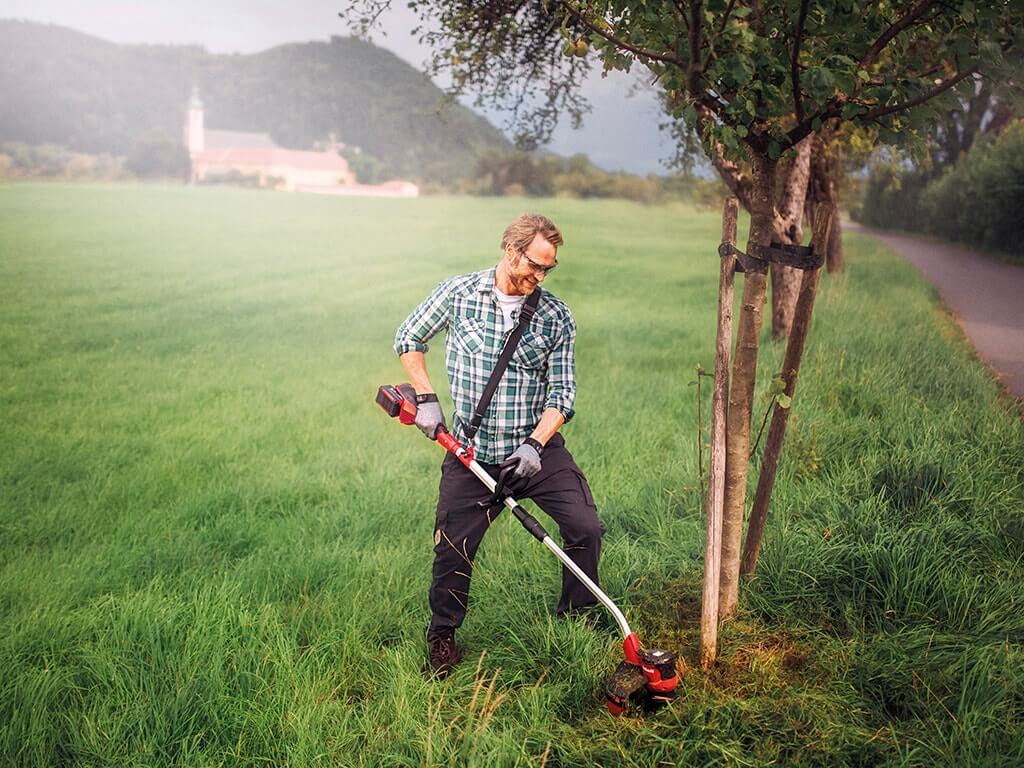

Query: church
[[184, 89, 417, 197]]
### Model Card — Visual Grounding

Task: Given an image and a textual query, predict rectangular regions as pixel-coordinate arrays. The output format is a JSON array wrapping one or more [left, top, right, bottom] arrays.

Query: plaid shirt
[[394, 268, 576, 463]]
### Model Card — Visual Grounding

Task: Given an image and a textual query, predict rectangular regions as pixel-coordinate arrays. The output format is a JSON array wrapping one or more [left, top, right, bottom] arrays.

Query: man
[[394, 212, 604, 678]]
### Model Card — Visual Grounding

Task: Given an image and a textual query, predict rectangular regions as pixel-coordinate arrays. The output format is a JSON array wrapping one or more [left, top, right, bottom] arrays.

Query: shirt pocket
[[451, 315, 486, 355], [511, 328, 552, 371]]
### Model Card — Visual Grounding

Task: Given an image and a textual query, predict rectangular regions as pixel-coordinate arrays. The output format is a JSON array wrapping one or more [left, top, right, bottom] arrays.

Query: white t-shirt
[[492, 285, 526, 332]]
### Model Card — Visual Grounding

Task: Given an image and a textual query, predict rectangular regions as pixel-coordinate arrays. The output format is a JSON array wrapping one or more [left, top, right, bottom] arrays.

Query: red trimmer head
[[376, 382, 680, 714], [605, 634, 679, 714]]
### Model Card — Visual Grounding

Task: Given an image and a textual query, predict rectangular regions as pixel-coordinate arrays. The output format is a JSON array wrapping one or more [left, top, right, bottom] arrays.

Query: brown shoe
[[424, 633, 462, 679]]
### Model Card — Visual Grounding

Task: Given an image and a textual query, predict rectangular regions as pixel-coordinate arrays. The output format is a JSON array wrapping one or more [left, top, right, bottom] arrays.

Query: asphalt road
[[847, 223, 1024, 401]]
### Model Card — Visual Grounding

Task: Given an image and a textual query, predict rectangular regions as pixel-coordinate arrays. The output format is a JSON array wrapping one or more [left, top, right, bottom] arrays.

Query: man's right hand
[[414, 393, 446, 440]]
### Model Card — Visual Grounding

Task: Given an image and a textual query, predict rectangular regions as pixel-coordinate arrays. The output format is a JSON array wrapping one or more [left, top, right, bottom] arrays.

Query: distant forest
[[0, 20, 511, 182]]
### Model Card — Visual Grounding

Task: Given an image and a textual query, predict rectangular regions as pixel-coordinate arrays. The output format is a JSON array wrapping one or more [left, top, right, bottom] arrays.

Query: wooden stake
[[701, 197, 737, 669], [741, 204, 835, 576]]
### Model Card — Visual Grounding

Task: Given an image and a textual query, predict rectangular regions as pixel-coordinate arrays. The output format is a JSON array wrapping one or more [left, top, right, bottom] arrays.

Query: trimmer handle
[[377, 384, 461, 446]]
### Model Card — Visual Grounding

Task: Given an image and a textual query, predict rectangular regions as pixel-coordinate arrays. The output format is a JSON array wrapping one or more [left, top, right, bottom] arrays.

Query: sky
[[0, 0, 677, 175]]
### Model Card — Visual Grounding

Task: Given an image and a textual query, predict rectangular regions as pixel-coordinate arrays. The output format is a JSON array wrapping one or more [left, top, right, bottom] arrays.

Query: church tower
[[185, 87, 204, 154]]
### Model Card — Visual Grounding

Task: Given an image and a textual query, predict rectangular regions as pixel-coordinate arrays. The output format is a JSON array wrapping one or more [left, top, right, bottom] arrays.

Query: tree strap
[[464, 287, 542, 441], [718, 242, 824, 273]]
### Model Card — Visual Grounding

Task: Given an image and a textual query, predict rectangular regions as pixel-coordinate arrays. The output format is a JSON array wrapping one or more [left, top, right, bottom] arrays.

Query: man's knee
[[566, 511, 604, 545]]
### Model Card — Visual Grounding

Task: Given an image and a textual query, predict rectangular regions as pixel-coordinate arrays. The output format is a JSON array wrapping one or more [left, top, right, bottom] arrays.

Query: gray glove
[[414, 393, 446, 440], [505, 439, 543, 479]]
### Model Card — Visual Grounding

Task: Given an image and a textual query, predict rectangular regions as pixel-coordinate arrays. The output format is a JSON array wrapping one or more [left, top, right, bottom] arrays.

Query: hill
[[0, 20, 512, 182]]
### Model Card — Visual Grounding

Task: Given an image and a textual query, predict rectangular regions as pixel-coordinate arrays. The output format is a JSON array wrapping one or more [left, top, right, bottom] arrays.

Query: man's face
[[504, 232, 558, 295]]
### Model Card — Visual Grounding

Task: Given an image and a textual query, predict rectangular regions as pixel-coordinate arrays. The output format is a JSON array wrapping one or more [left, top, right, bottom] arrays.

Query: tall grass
[[1, 183, 1021, 766]]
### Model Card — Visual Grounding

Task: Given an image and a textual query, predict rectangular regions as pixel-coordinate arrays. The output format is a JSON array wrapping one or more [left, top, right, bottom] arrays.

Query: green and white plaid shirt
[[395, 268, 576, 463]]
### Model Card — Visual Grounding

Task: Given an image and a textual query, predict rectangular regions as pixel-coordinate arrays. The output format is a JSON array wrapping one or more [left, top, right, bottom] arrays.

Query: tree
[[125, 132, 190, 180], [344, 0, 1020, 629], [928, 70, 1021, 172]]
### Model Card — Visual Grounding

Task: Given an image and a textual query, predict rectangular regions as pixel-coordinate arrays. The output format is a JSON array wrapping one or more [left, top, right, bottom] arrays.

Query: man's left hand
[[504, 439, 543, 479]]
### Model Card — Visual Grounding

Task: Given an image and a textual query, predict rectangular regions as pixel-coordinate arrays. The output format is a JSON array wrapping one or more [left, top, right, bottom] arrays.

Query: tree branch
[[697, 105, 753, 210], [784, 107, 840, 150], [861, 66, 978, 120], [672, 0, 689, 26], [858, 0, 936, 71], [687, 1, 704, 94], [717, 0, 738, 35], [790, 0, 809, 122], [558, 2, 686, 68]]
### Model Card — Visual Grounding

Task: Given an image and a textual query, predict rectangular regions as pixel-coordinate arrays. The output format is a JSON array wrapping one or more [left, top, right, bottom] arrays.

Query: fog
[[0, 0, 674, 175]]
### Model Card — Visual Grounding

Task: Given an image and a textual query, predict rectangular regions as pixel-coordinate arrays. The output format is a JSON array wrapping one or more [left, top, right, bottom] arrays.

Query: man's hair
[[500, 213, 563, 254]]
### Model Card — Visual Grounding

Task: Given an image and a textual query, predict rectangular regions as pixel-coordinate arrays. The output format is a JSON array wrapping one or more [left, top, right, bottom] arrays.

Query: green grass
[[1, 183, 1022, 767]]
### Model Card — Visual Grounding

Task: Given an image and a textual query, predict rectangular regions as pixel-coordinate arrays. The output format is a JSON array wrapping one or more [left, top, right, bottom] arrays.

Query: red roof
[[194, 147, 350, 173]]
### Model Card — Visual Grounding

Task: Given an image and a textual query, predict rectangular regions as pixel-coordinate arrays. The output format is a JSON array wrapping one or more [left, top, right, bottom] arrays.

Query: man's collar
[[476, 267, 497, 293]]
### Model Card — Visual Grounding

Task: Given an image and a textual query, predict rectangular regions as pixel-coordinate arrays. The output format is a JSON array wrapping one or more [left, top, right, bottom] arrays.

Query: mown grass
[[1, 183, 1022, 767]]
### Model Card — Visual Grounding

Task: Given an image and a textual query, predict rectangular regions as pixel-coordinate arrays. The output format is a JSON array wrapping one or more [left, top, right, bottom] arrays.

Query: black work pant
[[427, 433, 604, 639]]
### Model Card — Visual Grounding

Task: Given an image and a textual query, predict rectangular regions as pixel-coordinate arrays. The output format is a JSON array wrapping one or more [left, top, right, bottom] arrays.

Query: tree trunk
[[718, 150, 775, 620], [701, 197, 737, 669], [741, 204, 834, 576], [770, 135, 814, 340], [827, 213, 844, 273], [806, 130, 844, 272]]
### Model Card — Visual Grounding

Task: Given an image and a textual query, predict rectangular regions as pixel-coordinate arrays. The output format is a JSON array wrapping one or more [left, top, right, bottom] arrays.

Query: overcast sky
[[0, 0, 676, 174]]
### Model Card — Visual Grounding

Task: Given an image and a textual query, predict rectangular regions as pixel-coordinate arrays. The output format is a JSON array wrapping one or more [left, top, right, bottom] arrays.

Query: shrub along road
[[847, 221, 1024, 401]]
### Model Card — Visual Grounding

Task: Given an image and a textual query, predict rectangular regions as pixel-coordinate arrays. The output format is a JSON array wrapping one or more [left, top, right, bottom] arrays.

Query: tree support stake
[[741, 204, 835, 576]]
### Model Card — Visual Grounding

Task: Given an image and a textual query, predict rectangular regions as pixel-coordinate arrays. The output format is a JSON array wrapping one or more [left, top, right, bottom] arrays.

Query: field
[[1, 183, 1022, 767]]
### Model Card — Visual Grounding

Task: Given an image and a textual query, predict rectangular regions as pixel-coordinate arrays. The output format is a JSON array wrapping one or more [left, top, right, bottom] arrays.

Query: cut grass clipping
[[1, 184, 1022, 767]]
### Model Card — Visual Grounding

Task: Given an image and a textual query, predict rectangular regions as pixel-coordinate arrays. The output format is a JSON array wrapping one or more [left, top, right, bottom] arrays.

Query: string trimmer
[[376, 383, 679, 715]]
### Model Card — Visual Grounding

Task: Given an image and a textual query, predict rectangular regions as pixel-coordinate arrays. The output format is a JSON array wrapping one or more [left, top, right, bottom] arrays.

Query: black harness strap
[[464, 287, 542, 441]]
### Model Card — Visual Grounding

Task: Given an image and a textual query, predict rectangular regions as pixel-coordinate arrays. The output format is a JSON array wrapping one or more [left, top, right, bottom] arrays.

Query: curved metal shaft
[[464, 456, 633, 639]]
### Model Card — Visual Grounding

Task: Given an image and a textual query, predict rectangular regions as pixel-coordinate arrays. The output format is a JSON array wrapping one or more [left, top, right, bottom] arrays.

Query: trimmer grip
[[436, 428, 458, 453]]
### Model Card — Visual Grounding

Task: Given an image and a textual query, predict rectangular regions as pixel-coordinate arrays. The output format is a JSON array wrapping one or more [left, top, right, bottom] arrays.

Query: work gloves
[[414, 393, 446, 440], [504, 438, 543, 479]]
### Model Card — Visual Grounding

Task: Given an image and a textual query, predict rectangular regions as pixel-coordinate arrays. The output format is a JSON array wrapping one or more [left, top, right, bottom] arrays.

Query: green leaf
[[805, 67, 837, 101], [720, 126, 739, 152], [857, 70, 870, 82], [768, 141, 782, 160], [776, 394, 792, 410], [979, 41, 1002, 65], [811, 117, 823, 131], [841, 103, 863, 119], [768, 375, 786, 396]]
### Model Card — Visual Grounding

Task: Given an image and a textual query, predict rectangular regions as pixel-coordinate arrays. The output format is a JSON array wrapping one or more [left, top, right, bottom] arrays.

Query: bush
[[0, 142, 126, 180], [125, 133, 190, 180], [856, 164, 929, 230], [919, 123, 1024, 254], [341, 147, 387, 185], [471, 150, 555, 196], [465, 150, 727, 206], [857, 121, 1024, 258], [200, 170, 268, 189]]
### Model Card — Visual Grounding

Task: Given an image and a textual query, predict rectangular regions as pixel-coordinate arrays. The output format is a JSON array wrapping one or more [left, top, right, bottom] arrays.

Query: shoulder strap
[[465, 288, 542, 441]]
